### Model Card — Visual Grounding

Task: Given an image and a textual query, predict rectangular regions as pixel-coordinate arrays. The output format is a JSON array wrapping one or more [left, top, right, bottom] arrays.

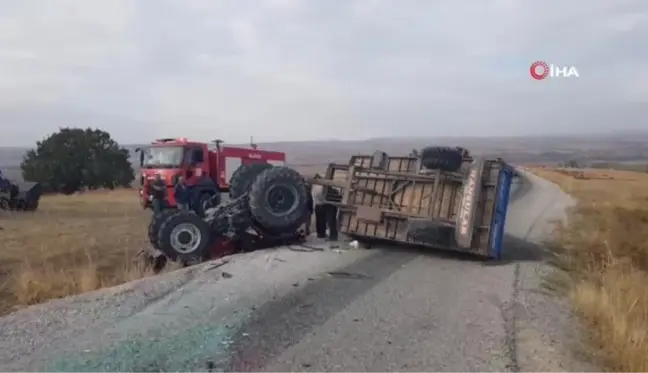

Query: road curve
[[0, 170, 588, 372]]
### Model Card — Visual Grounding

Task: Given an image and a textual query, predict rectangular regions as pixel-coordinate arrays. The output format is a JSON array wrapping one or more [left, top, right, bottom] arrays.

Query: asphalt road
[[0, 170, 588, 372]]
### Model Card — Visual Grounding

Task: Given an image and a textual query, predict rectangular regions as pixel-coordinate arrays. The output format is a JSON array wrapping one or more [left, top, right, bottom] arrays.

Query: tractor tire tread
[[420, 146, 464, 172], [229, 163, 274, 199], [248, 166, 309, 232]]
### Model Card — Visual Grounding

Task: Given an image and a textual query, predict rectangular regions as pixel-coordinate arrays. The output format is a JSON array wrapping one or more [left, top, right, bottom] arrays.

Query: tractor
[[143, 164, 310, 270], [135, 138, 286, 216]]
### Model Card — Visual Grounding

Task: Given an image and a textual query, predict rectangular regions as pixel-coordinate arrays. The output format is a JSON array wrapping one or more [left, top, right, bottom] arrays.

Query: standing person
[[311, 174, 327, 239], [174, 176, 190, 211], [323, 187, 341, 241], [304, 181, 314, 236], [150, 174, 166, 214], [312, 174, 340, 241]]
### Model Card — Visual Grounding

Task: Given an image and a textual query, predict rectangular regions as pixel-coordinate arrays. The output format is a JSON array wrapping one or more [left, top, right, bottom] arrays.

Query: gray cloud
[[0, 0, 646, 146]]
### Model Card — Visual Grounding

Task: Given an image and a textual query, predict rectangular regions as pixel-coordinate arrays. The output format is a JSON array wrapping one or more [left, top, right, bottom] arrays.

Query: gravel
[[0, 241, 371, 371]]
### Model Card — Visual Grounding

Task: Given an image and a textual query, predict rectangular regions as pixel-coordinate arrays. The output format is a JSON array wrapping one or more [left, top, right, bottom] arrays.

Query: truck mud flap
[[455, 158, 485, 249]]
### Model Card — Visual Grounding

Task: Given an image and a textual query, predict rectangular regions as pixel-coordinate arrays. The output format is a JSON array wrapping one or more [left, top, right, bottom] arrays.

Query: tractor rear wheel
[[229, 163, 274, 199], [23, 199, 39, 212], [193, 191, 220, 217], [248, 166, 309, 232], [157, 211, 212, 263]]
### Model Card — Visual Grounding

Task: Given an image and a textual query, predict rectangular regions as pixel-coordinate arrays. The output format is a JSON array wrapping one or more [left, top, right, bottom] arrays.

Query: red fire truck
[[135, 138, 285, 213]]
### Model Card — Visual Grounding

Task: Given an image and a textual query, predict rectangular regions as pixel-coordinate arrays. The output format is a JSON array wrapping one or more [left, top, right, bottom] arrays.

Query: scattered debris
[[326, 271, 371, 280], [289, 244, 325, 252]]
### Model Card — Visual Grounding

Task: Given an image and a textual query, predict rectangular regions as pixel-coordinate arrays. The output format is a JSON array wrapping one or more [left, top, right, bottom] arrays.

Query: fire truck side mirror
[[135, 147, 145, 166]]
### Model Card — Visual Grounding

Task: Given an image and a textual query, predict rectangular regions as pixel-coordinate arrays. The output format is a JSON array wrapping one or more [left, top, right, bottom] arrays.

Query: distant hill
[[3, 134, 648, 182]]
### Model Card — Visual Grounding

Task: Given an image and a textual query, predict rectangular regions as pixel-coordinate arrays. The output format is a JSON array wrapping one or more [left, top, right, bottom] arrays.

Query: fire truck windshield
[[142, 146, 185, 168]]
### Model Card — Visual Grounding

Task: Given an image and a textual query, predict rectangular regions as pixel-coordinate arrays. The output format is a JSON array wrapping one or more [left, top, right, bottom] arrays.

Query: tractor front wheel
[[157, 211, 212, 264]]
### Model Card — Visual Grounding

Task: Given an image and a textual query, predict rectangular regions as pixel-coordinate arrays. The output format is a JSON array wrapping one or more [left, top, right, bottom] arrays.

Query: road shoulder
[[510, 172, 596, 372]]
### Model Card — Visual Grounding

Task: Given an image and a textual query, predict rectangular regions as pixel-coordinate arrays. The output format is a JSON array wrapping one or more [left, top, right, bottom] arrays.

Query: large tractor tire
[[190, 177, 222, 217], [229, 163, 273, 199], [420, 146, 464, 172], [157, 211, 213, 263], [192, 190, 221, 217], [148, 209, 181, 249], [248, 166, 310, 232]]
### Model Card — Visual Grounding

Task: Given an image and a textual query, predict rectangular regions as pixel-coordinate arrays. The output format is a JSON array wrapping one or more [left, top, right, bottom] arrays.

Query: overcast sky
[[0, 0, 646, 147]]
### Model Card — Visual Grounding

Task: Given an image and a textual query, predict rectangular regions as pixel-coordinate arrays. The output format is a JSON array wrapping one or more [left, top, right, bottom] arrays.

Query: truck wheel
[[229, 163, 273, 199], [157, 211, 212, 263], [420, 146, 464, 172], [249, 166, 309, 232], [14, 199, 26, 211], [148, 210, 181, 249], [23, 199, 39, 212], [0, 197, 9, 210]]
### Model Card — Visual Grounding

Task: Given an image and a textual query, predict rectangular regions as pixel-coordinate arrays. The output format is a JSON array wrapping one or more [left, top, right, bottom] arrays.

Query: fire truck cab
[[136, 138, 285, 212]]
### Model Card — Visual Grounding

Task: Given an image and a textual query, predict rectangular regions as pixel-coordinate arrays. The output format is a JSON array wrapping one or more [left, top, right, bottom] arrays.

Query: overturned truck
[[312, 147, 515, 259]]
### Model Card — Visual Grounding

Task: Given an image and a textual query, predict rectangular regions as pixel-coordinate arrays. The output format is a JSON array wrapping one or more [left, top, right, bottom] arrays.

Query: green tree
[[21, 127, 134, 194]]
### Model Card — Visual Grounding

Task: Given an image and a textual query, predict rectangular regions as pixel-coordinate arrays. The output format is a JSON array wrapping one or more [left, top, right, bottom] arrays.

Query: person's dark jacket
[[150, 179, 166, 200], [174, 183, 190, 205]]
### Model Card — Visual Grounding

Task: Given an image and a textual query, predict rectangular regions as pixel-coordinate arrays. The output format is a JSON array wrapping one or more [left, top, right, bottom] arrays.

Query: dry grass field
[[0, 189, 156, 315], [527, 166, 648, 371]]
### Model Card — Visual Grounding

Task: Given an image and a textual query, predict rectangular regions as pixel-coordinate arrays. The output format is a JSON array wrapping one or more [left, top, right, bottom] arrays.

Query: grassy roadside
[[0, 190, 158, 315], [528, 167, 648, 371]]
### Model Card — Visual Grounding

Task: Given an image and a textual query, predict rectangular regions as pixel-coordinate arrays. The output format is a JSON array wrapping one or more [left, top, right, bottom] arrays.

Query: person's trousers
[[177, 203, 189, 211], [152, 198, 163, 214], [315, 204, 327, 238], [315, 203, 338, 240]]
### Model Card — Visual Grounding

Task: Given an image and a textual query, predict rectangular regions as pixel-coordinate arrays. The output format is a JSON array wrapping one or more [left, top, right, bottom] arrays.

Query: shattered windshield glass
[[142, 146, 185, 168]]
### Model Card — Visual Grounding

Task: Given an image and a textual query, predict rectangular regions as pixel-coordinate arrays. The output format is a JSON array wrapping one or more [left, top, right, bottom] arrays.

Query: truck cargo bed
[[315, 152, 514, 259]]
